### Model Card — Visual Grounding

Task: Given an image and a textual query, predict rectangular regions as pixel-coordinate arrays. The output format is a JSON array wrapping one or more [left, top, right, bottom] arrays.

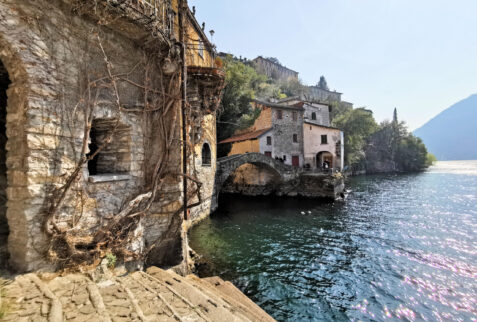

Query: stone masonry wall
[[0, 0, 184, 271], [271, 108, 304, 166]]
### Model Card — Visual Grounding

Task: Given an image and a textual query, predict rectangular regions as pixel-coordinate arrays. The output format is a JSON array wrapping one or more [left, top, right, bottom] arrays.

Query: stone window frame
[[321, 134, 328, 145], [201, 142, 212, 166], [87, 118, 133, 183], [311, 112, 317, 120], [292, 111, 297, 121], [266, 136, 272, 145], [292, 133, 298, 143], [276, 109, 283, 120]]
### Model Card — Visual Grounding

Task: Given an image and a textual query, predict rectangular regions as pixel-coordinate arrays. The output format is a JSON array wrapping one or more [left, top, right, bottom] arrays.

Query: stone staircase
[[0, 267, 274, 322]]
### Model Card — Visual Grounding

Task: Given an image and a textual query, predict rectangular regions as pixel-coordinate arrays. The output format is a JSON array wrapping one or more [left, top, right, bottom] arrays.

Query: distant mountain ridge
[[414, 94, 477, 161]]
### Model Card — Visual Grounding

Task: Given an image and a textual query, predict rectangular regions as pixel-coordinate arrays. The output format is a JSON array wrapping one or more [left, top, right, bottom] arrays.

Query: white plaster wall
[[258, 130, 273, 156], [303, 124, 341, 168]]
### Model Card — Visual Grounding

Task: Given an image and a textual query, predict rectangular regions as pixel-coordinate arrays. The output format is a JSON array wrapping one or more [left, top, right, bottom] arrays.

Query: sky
[[188, 0, 477, 130]]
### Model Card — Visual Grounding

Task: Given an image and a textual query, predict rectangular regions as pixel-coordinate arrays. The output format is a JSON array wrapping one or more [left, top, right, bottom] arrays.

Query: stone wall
[[271, 108, 304, 167], [305, 86, 342, 102], [0, 0, 187, 272], [253, 56, 298, 82], [228, 139, 260, 155]]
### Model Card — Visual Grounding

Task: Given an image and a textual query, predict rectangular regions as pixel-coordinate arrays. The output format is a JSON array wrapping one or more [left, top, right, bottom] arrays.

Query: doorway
[[0, 60, 10, 267], [316, 151, 333, 170], [292, 155, 299, 167]]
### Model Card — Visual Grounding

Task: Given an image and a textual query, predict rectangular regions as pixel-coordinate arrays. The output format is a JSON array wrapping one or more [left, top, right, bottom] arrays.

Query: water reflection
[[189, 161, 477, 321]]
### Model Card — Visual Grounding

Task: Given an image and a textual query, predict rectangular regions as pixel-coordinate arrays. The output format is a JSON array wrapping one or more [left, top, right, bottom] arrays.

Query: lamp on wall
[[209, 29, 215, 42]]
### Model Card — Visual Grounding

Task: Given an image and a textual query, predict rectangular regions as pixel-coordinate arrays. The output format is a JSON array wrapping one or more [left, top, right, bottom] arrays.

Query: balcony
[[187, 66, 225, 85], [103, 0, 175, 40]]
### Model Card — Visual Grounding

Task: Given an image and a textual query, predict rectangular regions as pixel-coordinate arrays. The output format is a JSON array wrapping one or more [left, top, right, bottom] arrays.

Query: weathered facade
[[220, 100, 305, 167], [279, 97, 331, 127], [303, 122, 344, 170], [278, 98, 344, 171], [305, 86, 342, 102], [0, 0, 223, 273], [252, 56, 299, 82]]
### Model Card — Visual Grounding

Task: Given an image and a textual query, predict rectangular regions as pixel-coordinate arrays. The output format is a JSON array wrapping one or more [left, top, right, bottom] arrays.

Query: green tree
[[395, 135, 429, 171], [279, 78, 308, 98], [365, 109, 431, 172], [332, 107, 379, 167]]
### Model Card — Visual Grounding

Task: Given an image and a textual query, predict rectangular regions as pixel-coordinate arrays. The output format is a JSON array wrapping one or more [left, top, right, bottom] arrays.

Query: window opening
[[87, 119, 132, 176], [277, 110, 283, 119], [321, 134, 328, 144], [293, 133, 298, 143], [266, 136, 272, 145], [311, 112, 317, 120], [202, 143, 211, 166]]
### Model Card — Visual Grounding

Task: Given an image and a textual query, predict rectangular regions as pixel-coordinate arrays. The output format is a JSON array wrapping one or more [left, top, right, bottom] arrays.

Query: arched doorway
[[316, 151, 333, 170], [0, 59, 10, 268]]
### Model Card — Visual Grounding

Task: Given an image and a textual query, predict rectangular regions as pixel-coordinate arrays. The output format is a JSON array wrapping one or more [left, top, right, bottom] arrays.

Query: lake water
[[189, 161, 477, 321]]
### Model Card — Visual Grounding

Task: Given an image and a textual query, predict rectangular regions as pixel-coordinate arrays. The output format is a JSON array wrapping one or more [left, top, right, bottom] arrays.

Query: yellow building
[[178, 0, 225, 222]]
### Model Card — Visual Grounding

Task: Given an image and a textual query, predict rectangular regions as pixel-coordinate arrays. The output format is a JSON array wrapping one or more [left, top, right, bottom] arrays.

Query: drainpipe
[[178, 0, 188, 221]]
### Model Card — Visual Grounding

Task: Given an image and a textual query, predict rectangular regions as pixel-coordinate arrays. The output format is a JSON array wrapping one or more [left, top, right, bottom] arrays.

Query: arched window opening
[[0, 60, 11, 268], [311, 112, 317, 120], [202, 143, 211, 166]]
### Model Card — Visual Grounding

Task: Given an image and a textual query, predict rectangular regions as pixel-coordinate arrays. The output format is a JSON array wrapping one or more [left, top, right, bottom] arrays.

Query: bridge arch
[[212, 153, 302, 211]]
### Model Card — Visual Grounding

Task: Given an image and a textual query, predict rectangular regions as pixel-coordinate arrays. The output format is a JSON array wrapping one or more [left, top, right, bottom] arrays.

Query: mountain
[[414, 94, 477, 161]]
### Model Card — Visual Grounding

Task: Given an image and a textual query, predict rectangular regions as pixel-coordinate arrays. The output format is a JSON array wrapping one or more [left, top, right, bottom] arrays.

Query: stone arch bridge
[[211, 153, 303, 210], [211, 153, 345, 211]]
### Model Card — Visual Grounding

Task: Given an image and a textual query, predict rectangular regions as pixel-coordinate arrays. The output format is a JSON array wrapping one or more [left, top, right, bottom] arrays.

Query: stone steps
[[0, 267, 274, 322]]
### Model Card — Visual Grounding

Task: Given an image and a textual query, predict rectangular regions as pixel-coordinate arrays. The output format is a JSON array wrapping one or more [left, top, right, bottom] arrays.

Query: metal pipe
[[178, 0, 188, 220]]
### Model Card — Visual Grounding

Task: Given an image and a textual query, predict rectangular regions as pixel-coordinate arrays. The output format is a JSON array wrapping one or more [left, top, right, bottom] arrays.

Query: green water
[[189, 161, 477, 321]]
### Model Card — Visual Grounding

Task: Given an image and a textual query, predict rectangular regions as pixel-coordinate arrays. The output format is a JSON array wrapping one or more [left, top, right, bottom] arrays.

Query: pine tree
[[317, 76, 329, 90]]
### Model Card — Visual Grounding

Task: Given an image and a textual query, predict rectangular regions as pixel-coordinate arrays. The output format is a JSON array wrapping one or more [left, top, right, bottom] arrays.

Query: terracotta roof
[[304, 121, 342, 131], [253, 99, 304, 111], [219, 128, 272, 144]]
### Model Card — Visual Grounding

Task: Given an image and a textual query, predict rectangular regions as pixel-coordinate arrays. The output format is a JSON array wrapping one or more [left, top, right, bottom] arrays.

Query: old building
[[305, 86, 343, 102], [0, 0, 223, 273], [220, 95, 344, 173], [184, 5, 225, 223], [252, 56, 299, 82], [278, 97, 331, 127], [220, 99, 305, 167], [279, 98, 344, 170], [303, 123, 344, 170]]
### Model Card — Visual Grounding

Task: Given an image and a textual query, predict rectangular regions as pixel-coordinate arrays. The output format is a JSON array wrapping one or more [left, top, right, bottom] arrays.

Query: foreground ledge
[[1, 266, 275, 321]]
